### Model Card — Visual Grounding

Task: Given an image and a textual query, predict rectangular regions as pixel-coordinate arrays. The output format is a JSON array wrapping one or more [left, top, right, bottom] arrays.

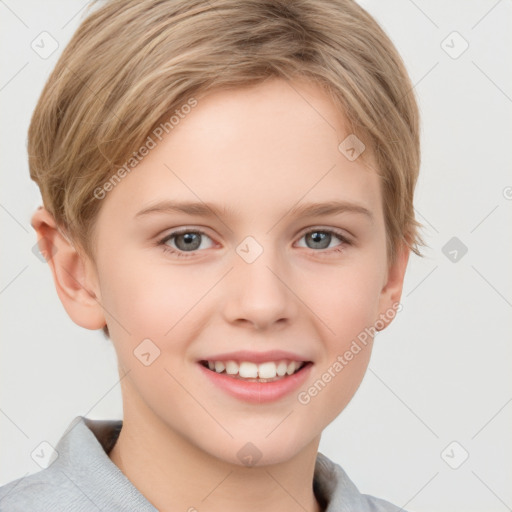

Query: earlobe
[[31, 207, 106, 330], [376, 243, 410, 331]]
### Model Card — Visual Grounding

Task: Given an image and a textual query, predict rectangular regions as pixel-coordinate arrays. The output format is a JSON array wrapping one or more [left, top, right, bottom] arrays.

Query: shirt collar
[[52, 416, 156, 511]]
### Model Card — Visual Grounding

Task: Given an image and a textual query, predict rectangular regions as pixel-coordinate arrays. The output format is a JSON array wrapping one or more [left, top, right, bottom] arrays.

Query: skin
[[31, 77, 409, 512]]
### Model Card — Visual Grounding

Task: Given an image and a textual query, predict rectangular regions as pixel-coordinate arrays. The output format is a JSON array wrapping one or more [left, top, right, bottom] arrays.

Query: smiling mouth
[[199, 360, 312, 383]]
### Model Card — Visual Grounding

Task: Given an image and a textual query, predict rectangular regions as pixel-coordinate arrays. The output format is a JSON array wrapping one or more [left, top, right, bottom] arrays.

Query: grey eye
[[304, 231, 332, 249], [174, 232, 202, 251]]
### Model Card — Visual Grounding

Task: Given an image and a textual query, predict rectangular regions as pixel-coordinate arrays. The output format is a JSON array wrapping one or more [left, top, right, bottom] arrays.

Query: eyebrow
[[134, 199, 373, 221]]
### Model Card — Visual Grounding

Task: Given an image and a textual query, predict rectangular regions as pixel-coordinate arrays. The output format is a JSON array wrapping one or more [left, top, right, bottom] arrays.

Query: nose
[[222, 244, 299, 331]]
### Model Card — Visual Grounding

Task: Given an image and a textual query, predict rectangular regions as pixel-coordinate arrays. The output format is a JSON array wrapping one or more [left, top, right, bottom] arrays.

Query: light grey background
[[1, 1, 511, 511]]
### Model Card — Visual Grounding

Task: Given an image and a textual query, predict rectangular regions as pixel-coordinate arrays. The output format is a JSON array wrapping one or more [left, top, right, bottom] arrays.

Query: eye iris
[[175, 232, 201, 251], [307, 231, 330, 249]]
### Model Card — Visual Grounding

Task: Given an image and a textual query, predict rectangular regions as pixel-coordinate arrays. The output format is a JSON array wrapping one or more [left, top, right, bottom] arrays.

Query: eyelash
[[157, 227, 351, 259]]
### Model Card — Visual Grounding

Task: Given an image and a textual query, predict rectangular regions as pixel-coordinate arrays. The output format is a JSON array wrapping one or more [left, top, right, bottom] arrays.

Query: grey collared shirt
[[0, 416, 406, 511]]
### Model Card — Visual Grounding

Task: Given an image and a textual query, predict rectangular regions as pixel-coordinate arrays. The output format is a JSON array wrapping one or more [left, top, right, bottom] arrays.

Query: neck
[[108, 397, 324, 512]]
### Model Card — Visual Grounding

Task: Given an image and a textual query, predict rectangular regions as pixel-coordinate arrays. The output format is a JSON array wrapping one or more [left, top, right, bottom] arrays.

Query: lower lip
[[197, 362, 313, 404]]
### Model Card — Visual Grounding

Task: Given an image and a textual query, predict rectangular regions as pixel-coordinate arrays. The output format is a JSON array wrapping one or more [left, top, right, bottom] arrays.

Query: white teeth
[[204, 359, 305, 379], [276, 361, 288, 376], [258, 362, 277, 379], [225, 360, 238, 375], [239, 362, 258, 378]]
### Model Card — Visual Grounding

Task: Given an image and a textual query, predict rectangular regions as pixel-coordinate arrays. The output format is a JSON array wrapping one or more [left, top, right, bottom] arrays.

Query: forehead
[[97, 77, 381, 226]]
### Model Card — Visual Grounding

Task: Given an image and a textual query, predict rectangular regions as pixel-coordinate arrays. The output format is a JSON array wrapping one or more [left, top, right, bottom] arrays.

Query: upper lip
[[199, 350, 312, 364]]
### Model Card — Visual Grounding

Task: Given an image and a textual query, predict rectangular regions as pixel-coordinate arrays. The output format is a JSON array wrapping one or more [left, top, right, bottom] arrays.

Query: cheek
[[300, 258, 384, 344], [292, 258, 383, 417], [96, 251, 214, 373], [98, 249, 192, 331]]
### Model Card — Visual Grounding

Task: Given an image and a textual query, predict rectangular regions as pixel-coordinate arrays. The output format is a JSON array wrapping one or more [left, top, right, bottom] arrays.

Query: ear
[[31, 206, 106, 330], [376, 242, 410, 331]]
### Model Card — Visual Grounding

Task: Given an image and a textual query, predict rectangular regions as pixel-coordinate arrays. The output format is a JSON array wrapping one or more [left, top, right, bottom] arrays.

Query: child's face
[[69, 78, 408, 464]]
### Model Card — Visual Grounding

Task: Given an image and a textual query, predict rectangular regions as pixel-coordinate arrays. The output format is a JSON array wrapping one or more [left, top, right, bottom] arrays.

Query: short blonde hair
[[28, 0, 423, 338]]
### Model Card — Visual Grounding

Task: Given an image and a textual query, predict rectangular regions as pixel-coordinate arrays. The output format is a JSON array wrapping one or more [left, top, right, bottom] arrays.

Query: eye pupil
[[176, 232, 201, 250], [307, 231, 330, 249]]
